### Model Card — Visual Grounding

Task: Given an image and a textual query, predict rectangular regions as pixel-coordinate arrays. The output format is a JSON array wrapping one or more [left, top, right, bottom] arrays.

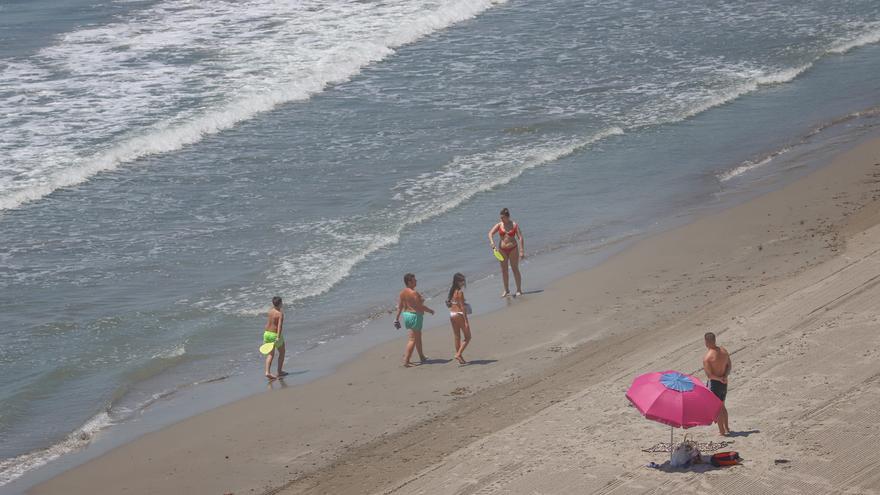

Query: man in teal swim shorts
[[402, 311, 424, 332], [395, 273, 435, 367]]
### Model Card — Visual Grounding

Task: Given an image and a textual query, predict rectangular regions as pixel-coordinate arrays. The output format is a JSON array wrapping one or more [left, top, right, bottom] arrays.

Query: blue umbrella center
[[660, 372, 694, 392]]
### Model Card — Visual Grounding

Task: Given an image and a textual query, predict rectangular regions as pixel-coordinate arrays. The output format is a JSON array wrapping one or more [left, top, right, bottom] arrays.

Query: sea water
[[2, 0, 880, 489]]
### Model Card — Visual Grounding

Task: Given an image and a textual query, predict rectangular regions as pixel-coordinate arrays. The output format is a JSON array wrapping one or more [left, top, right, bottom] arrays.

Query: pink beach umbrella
[[625, 370, 722, 459]]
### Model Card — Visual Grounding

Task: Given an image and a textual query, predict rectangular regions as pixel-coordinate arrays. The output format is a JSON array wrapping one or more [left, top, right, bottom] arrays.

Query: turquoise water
[[2, 0, 880, 488]]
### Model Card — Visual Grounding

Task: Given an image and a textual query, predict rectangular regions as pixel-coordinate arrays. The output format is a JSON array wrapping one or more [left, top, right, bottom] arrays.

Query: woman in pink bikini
[[488, 207, 525, 297]]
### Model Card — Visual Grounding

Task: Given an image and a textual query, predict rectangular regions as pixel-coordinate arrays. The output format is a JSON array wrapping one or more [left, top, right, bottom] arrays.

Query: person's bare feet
[[266, 373, 278, 381], [455, 354, 466, 365], [277, 371, 288, 377], [515, 290, 523, 297], [403, 362, 414, 368], [501, 291, 510, 298], [419, 355, 429, 364]]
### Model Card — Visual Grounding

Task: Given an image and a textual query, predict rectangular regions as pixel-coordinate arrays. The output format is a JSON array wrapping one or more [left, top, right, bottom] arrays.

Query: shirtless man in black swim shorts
[[703, 332, 731, 436]]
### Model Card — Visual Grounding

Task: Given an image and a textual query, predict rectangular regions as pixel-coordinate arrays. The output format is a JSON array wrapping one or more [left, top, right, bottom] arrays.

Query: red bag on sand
[[710, 451, 741, 467]]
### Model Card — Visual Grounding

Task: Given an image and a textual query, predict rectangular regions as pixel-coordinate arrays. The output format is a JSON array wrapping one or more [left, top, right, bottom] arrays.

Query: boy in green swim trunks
[[263, 296, 286, 380], [395, 273, 435, 367]]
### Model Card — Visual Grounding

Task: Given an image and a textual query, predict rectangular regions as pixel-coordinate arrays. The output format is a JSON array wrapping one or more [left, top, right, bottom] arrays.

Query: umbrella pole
[[670, 426, 674, 463]]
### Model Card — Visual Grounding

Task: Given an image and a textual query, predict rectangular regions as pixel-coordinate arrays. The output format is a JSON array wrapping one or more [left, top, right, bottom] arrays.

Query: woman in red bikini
[[488, 207, 525, 297]]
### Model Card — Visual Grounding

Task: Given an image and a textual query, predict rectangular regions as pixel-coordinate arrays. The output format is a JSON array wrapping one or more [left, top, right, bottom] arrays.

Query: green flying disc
[[493, 249, 505, 261]]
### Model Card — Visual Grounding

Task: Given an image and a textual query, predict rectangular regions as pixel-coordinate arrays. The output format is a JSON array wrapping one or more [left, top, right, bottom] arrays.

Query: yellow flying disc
[[259, 342, 275, 355], [493, 249, 505, 261]]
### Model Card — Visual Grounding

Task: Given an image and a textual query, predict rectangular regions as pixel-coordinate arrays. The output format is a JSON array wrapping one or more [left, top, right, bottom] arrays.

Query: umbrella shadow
[[648, 458, 739, 473], [725, 429, 760, 438]]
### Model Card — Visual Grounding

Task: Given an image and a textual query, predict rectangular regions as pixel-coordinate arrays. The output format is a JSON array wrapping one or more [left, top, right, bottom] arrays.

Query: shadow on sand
[[726, 429, 760, 438], [506, 290, 544, 300], [649, 454, 744, 473], [649, 461, 735, 473], [520, 289, 544, 295], [461, 359, 498, 366], [418, 358, 453, 365]]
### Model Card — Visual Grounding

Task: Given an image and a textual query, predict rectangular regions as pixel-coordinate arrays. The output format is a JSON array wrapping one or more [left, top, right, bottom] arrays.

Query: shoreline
[[23, 126, 880, 494], [5, 42, 880, 492]]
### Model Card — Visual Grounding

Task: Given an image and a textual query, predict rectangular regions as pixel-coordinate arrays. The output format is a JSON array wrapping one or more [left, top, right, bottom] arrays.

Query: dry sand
[[30, 135, 880, 495]]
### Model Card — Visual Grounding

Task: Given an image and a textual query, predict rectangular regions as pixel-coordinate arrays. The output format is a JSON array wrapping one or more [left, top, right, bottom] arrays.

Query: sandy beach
[[28, 133, 880, 495]]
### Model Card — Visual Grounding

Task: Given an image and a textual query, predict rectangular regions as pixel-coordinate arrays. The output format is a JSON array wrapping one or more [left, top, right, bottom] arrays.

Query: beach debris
[[774, 458, 791, 464], [449, 386, 471, 397]]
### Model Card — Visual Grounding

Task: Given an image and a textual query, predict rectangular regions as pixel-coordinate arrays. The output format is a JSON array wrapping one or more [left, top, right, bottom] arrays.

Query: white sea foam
[[0, 0, 506, 212], [718, 148, 791, 182], [641, 20, 880, 130], [754, 65, 812, 86], [829, 23, 880, 54], [0, 412, 113, 487], [668, 64, 812, 124], [151, 344, 186, 360]]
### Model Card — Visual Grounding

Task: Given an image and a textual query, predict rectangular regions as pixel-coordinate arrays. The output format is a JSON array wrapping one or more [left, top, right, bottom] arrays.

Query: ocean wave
[[718, 147, 791, 182], [0, 0, 507, 213], [829, 23, 880, 54], [645, 63, 808, 129], [658, 21, 880, 128], [0, 411, 113, 487], [754, 65, 812, 86], [718, 104, 880, 182], [150, 343, 186, 360], [804, 105, 880, 139], [0, 364, 234, 487], [212, 127, 624, 314]]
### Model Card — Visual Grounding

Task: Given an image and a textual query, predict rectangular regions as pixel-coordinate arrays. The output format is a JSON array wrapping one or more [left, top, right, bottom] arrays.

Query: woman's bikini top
[[448, 289, 466, 311], [499, 222, 518, 238]]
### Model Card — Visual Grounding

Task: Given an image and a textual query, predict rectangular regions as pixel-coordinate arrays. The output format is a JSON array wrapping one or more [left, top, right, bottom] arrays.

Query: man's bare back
[[266, 307, 282, 332], [703, 346, 730, 383]]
